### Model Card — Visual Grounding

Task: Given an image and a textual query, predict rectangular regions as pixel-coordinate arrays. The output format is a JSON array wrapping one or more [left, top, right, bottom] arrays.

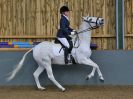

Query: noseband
[[88, 17, 99, 30]]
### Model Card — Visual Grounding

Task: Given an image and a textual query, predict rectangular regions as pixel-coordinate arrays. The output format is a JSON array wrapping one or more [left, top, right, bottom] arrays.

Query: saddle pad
[[52, 44, 64, 56]]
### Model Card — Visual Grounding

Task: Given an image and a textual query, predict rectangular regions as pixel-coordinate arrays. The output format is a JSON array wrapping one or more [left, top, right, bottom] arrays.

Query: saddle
[[54, 38, 76, 64]]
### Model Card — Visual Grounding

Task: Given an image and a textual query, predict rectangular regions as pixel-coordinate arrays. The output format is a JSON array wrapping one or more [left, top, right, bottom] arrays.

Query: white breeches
[[57, 38, 70, 48]]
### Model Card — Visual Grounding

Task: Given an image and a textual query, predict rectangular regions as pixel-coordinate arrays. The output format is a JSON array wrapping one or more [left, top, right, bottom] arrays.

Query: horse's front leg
[[81, 57, 104, 82]]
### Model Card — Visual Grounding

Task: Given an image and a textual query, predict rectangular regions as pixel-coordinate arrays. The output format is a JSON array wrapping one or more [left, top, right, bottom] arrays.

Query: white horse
[[7, 16, 104, 92]]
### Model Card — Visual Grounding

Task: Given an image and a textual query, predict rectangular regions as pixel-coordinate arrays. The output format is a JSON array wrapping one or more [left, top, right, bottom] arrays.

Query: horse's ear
[[81, 17, 86, 20]]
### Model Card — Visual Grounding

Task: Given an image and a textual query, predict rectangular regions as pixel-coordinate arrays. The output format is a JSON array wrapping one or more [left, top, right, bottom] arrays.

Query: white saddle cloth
[[52, 43, 64, 56]]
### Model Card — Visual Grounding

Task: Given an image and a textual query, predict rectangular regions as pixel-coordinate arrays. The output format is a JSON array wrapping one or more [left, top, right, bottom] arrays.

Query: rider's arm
[[60, 18, 72, 35]]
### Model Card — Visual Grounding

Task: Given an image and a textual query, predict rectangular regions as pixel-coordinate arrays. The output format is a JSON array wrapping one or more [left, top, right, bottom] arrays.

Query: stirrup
[[67, 62, 73, 65], [66, 54, 72, 65], [67, 54, 71, 61]]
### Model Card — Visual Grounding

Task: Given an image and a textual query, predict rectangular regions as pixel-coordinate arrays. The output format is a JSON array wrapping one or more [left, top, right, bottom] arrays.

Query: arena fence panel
[[0, 0, 116, 50]]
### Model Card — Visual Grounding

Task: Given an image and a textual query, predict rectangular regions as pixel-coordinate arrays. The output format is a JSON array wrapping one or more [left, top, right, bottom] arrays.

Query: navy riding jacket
[[57, 15, 73, 39]]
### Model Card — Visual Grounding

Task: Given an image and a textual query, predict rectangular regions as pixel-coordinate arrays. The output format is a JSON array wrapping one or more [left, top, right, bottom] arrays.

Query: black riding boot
[[64, 48, 69, 64]]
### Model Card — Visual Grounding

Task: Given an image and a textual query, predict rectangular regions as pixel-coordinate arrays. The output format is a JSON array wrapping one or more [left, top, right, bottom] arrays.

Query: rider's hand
[[73, 30, 76, 32], [71, 31, 75, 35], [71, 30, 77, 35]]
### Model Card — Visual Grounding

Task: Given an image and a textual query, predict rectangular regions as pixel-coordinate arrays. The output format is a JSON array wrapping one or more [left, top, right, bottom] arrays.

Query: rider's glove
[[71, 31, 75, 35], [71, 30, 77, 35]]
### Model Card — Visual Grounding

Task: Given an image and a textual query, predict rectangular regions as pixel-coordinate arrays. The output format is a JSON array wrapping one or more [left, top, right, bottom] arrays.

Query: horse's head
[[82, 16, 104, 29], [72, 16, 104, 48]]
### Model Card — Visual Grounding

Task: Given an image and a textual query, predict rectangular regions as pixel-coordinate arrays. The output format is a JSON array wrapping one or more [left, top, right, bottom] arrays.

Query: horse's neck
[[78, 22, 91, 46]]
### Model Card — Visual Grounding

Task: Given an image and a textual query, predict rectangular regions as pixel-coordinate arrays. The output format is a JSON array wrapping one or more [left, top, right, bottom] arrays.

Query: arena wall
[[0, 50, 133, 86]]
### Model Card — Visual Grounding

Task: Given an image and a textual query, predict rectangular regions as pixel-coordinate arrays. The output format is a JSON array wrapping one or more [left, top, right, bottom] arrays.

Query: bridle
[[78, 17, 100, 34], [73, 17, 100, 48]]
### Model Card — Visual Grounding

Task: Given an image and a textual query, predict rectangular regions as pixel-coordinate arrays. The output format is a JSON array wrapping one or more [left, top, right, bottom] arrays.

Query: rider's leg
[[58, 38, 70, 64], [57, 38, 70, 48], [64, 47, 69, 64], [67, 40, 73, 53], [67, 40, 73, 63]]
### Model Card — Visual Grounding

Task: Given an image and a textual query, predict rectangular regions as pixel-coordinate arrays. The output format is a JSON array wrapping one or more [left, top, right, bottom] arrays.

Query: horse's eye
[[88, 18, 92, 23]]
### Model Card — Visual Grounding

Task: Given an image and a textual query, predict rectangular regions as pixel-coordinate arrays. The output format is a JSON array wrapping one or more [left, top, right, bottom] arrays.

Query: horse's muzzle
[[99, 19, 104, 25]]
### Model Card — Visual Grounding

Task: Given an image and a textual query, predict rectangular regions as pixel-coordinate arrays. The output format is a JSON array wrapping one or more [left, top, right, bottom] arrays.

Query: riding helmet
[[60, 6, 70, 14]]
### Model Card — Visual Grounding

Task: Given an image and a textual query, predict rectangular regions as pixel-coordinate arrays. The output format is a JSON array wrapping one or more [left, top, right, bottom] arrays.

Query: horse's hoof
[[99, 79, 104, 83], [85, 76, 89, 80], [38, 87, 46, 91], [61, 88, 66, 92]]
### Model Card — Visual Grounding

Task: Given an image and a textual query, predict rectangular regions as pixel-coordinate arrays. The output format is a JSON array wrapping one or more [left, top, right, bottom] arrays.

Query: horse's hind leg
[[43, 60, 65, 91], [33, 65, 45, 90], [46, 66, 65, 91]]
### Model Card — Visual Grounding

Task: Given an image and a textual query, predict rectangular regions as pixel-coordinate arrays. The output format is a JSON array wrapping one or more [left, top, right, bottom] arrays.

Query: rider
[[56, 6, 77, 64]]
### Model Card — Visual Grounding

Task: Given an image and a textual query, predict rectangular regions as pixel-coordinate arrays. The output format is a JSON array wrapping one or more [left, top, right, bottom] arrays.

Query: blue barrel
[[0, 45, 15, 48], [33, 42, 41, 45], [17, 45, 34, 48], [0, 42, 8, 45], [11, 42, 33, 45], [90, 43, 97, 50]]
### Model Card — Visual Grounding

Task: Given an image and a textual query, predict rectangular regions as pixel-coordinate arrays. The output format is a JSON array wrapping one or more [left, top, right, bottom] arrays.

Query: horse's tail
[[7, 48, 33, 81]]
